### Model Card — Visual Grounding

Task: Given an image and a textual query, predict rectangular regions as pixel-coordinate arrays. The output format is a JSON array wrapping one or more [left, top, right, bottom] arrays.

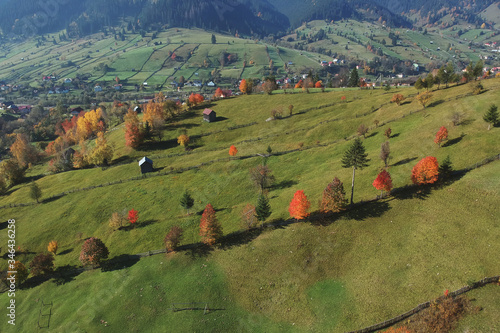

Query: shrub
[[29, 254, 55, 276], [164, 226, 183, 252], [48, 240, 58, 255], [109, 211, 127, 230], [79, 237, 109, 266]]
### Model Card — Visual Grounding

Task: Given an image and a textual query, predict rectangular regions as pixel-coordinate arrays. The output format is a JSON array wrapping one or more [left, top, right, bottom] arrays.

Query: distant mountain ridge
[[0, 0, 496, 39]]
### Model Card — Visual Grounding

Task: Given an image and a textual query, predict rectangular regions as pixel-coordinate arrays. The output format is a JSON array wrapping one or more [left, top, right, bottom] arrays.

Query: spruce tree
[[180, 190, 194, 214], [347, 68, 359, 87], [483, 104, 498, 130], [341, 138, 369, 204], [255, 194, 271, 223], [211, 34, 216, 44], [438, 155, 454, 181]]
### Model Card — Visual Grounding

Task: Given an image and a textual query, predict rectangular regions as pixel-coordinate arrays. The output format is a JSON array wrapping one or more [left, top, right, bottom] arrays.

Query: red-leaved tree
[[288, 190, 311, 220], [128, 209, 139, 224], [434, 126, 448, 147], [229, 145, 238, 156], [199, 204, 223, 245], [372, 170, 393, 195], [79, 237, 109, 266], [411, 156, 439, 185]]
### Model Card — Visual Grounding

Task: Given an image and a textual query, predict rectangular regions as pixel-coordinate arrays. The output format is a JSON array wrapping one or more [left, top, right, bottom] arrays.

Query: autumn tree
[[188, 93, 204, 105], [88, 132, 113, 166], [29, 181, 42, 203], [391, 94, 405, 106], [7, 261, 29, 286], [315, 80, 323, 88], [342, 138, 369, 204], [128, 209, 139, 225], [416, 91, 433, 108], [241, 204, 257, 229], [214, 88, 225, 98], [372, 170, 393, 196], [255, 194, 271, 223], [48, 240, 58, 255], [249, 165, 275, 193], [288, 190, 311, 220], [29, 253, 54, 276], [10, 133, 39, 167], [124, 109, 143, 148], [239, 79, 248, 94], [483, 104, 498, 130], [434, 126, 448, 147], [357, 124, 369, 138], [229, 145, 238, 156], [288, 104, 294, 116], [165, 226, 183, 252], [411, 156, 439, 185], [199, 204, 223, 246], [262, 79, 277, 95], [320, 177, 348, 213], [177, 134, 190, 149], [180, 190, 194, 214], [384, 127, 392, 139], [380, 141, 390, 167], [79, 237, 109, 266], [0, 159, 25, 187], [143, 100, 165, 141], [109, 211, 127, 230]]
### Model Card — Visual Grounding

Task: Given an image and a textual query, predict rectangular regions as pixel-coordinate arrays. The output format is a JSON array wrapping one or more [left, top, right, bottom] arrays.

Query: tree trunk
[[350, 166, 356, 204]]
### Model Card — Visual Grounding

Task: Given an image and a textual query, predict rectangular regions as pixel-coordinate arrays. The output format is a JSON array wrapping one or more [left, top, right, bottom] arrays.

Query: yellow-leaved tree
[[88, 132, 113, 166]]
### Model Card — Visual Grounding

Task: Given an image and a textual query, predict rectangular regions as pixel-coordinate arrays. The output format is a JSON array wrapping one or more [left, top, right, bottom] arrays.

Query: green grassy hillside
[[1, 79, 500, 331]]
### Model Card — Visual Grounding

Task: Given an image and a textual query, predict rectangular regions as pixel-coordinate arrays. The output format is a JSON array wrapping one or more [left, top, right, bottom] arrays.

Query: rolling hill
[[1, 77, 500, 331]]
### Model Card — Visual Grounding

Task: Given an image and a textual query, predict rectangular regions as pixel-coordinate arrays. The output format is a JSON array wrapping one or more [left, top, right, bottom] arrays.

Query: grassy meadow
[[1, 79, 500, 331]]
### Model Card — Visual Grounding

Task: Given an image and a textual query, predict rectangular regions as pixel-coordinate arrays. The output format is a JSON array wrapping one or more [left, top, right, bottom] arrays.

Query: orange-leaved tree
[[391, 93, 405, 106], [199, 203, 223, 245], [434, 126, 448, 147], [214, 88, 224, 98], [320, 177, 348, 213], [372, 170, 393, 195], [288, 190, 311, 220], [189, 93, 204, 105], [229, 145, 238, 156], [239, 79, 248, 94], [315, 80, 323, 88], [124, 109, 143, 148], [411, 156, 439, 185]]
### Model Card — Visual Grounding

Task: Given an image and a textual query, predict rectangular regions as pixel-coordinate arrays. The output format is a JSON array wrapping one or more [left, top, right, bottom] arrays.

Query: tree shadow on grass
[[390, 133, 400, 139], [182, 243, 213, 258], [218, 227, 265, 251], [42, 194, 64, 204], [428, 99, 445, 108], [0, 220, 7, 231], [58, 248, 73, 255], [22, 274, 52, 289], [270, 180, 298, 191], [137, 138, 178, 152], [442, 134, 465, 148], [392, 156, 418, 167], [392, 184, 431, 200], [165, 122, 200, 131], [365, 131, 378, 139], [52, 265, 84, 286], [101, 254, 141, 272], [342, 200, 391, 221]]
